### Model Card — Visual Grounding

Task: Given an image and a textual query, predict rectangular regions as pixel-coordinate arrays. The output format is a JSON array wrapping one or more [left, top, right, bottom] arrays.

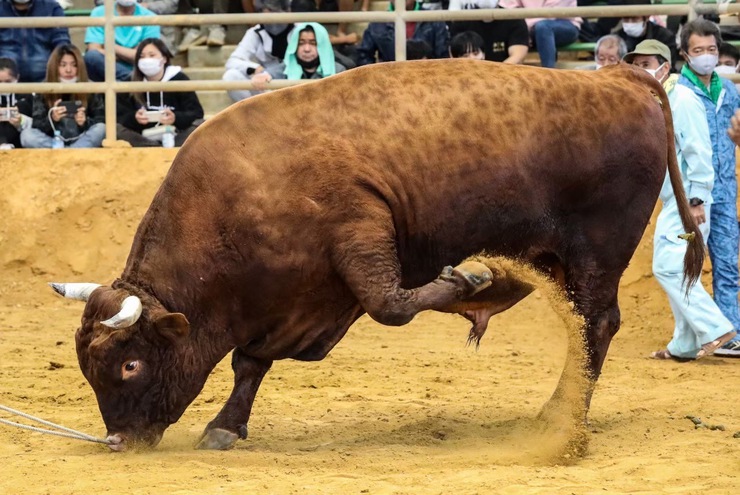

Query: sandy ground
[[0, 148, 738, 495]]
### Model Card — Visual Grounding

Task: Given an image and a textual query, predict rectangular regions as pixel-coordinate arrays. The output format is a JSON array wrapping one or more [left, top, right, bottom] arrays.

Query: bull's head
[[50, 282, 200, 452]]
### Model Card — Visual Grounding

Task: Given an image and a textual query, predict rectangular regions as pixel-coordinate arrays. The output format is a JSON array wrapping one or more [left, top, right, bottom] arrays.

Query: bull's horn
[[101, 296, 143, 329], [49, 282, 101, 301]]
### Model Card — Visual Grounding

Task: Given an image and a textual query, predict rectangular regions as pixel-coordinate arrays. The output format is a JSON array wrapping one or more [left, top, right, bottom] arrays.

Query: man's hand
[[51, 99, 67, 122], [728, 109, 740, 146], [690, 204, 706, 225], [135, 107, 150, 125]]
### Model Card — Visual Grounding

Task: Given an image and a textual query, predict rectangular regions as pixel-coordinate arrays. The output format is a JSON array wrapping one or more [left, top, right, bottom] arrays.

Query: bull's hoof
[[451, 261, 493, 296], [195, 428, 239, 450]]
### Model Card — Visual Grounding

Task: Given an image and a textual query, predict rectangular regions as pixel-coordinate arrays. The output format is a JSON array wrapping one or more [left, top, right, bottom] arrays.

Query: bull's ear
[[154, 313, 190, 343]]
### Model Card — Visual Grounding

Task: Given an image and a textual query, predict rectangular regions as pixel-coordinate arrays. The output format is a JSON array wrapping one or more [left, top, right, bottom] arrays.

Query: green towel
[[284, 23, 336, 80]]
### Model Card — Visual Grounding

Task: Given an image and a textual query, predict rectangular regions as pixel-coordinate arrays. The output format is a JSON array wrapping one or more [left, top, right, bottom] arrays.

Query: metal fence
[[1, 1, 739, 144]]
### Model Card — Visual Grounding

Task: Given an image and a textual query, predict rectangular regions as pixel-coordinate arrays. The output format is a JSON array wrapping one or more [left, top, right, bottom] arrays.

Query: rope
[[0, 404, 111, 445]]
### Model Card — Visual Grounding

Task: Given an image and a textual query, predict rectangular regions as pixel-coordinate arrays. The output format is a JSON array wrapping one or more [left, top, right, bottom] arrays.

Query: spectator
[[178, 0, 228, 51], [716, 41, 739, 76], [678, 19, 740, 358], [622, 40, 737, 360], [500, 0, 581, 69], [139, 0, 180, 54], [577, 0, 624, 43], [21, 44, 105, 148], [291, 0, 358, 69], [357, 0, 449, 65], [117, 38, 204, 147], [0, 0, 70, 82], [407, 39, 432, 60], [0, 57, 32, 149], [449, 0, 528, 63], [616, 0, 677, 70], [222, 0, 294, 102], [580, 34, 627, 70], [84, 0, 161, 82], [449, 31, 485, 59], [226, 22, 345, 101]]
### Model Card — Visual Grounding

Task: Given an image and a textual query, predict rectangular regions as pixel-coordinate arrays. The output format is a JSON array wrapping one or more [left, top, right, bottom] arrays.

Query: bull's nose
[[106, 434, 126, 452]]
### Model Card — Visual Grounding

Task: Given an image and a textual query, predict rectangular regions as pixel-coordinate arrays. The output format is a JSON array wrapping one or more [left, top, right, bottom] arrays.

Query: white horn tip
[[101, 296, 143, 329], [49, 282, 66, 296]]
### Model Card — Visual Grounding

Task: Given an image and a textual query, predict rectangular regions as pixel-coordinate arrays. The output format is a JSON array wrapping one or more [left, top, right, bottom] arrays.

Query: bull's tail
[[654, 79, 704, 291]]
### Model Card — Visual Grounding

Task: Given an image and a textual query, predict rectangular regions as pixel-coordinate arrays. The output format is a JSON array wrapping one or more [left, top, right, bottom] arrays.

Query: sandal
[[696, 331, 738, 359], [650, 349, 674, 360]]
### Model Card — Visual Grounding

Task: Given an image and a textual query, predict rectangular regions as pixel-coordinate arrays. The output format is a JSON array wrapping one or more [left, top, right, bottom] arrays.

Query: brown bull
[[51, 60, 702, 451]]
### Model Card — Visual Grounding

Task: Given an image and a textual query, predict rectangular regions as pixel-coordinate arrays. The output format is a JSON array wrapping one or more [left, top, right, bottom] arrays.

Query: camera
[[0, 107, 19, 121]]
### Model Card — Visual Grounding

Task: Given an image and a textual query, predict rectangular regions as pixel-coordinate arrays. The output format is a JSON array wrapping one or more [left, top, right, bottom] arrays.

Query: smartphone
[[144, 110, 163, 123], [60, 100, 82, 114], [0, 107, 18, 121]]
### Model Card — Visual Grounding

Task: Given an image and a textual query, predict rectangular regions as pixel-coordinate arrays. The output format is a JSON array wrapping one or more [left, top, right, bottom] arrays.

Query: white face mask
[[138, 57, 164, 78], [59, 76, 78, 83], [714, 64, 736, 76], [595, 63, 604, 70], [689, 54, 719, 76], [117, 0, 137, 7], [622, 22, 645, 38], [643, 62, 666, 80]]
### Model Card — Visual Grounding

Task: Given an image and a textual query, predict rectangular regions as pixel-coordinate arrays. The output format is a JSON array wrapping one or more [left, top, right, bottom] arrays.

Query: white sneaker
[[0, 143, 15, 149], [178, 28, 206, 53]]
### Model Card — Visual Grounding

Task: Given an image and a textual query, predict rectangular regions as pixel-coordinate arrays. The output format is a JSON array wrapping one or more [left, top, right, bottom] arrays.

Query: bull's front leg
[[196, 349, 272, 450]]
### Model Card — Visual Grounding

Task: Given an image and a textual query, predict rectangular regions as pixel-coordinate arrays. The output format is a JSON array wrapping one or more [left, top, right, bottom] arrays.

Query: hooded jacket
[[117, 66, 204, 133]]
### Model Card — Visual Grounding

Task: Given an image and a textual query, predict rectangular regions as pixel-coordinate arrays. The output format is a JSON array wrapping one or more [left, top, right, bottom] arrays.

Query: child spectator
[[117, 38, 204, 147], [449, 0, 529, 63], [84, 0, 161, 81], [0, 57, 32, 149], [500, 0, 581, 68], [0, 0, 70, 82], [449, 31, 485, 60], [20, 44, 105, 148]]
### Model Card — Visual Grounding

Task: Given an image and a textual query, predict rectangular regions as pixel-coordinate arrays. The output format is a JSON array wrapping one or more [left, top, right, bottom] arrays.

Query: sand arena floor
[[0, 148, 738, 495]]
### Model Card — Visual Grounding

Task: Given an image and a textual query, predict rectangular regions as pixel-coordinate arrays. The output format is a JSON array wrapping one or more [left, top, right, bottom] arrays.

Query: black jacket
[[117, 70, 204, 133], [30, 92, 105, 139]]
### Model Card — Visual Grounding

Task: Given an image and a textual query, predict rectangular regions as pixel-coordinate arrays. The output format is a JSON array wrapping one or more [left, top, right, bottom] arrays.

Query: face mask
[[714, 64, 736, 75], [138, 57, 164, 77], [642, 62, 666, 80], [595, 63, 604, 70], [688, 53, 719, 76], [622, 22, 645, 38], [264, 23, 289, 35], [59, 76, 78, 83], [117, 0, 137, 7]]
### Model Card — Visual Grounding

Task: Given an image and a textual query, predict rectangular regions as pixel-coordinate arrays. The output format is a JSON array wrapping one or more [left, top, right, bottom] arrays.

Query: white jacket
[[225, 25, 294, 74]]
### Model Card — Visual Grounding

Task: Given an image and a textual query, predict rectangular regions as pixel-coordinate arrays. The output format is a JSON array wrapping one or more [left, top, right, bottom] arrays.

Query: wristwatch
[[689, 197, 704, 207]]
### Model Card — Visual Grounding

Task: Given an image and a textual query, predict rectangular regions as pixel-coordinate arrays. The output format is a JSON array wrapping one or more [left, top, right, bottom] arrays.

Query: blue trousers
[[20, 124, 106, 148], [83, 50, 133, 82], [707, 201, 740, 334], [531, 19, 579, 69], [653, 201, 735, 358]]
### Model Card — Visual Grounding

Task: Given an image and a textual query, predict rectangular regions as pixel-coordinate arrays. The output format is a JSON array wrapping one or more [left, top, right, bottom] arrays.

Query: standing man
[[624, 40, 737, 359], [678, 19, 740, 357], [0, 0, 70, 82], [83, 0, 161, 81]]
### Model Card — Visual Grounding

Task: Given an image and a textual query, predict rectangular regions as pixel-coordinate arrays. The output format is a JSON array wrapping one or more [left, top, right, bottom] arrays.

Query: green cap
[[622, 39, 672, 65]]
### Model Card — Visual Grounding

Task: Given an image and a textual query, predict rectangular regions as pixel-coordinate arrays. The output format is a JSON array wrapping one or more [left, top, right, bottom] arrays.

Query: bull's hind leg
[[196, 350, 272, 450], [332, 204, 493, 327]]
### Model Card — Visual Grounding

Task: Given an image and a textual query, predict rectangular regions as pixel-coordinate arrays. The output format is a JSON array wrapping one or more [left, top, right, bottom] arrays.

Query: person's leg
[[206, 0, 228, 46], [532, 19, 579, 68], [114, 61, 133, 81], [223, 68, 258, 102], [69, 123, 106, 148], [116, 124, 160, 147], [20, 128, 54, 149], [84, 50, 106, 82], [707, 201, 740, 333]]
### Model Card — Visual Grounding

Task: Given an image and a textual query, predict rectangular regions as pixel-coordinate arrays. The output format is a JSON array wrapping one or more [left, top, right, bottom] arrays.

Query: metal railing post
[[103, 0, 118, 145], [394, 1, 407, 62]]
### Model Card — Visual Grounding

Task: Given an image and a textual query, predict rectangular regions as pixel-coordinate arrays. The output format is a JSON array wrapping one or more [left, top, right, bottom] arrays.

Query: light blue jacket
[[678, 73, 740, 204], [659, 77, 713, 206]]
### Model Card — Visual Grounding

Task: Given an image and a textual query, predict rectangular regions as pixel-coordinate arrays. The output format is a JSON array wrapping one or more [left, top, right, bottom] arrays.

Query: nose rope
[[0, 404, 111, 445]]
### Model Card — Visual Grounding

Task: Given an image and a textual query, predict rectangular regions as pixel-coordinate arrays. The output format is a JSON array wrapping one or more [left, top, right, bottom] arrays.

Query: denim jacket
[[357, 21, 450, 66], [678, 73, 740, 204], [0, 0, 70, 82]]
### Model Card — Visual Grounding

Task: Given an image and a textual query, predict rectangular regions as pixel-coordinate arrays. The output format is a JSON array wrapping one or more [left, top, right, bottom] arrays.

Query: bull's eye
[[121, 360, 140, 379]]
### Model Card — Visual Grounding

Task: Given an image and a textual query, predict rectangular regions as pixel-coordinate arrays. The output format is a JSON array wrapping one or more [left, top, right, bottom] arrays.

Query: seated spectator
[[579, 34, 627, 70], [357, 0, 449, 65], [84, 0, 161, 82], [577, 0, 624, 43], [500, 0, 581, 69], [291, 0, 358, 69], [117, 38, 204, 147], [449, 31, 485, 60], [21, 44, 105, 149], [227, 22, 345, 101], [222, 0, 294, 102], [716, 41, 739, 75], [0, 57, 32, 149], [0, 0, 70, 82], [407, 39, 432, 60], [616, 0, 677, 70], [177, 0, 228, 51], [449, 0, 528, 63]]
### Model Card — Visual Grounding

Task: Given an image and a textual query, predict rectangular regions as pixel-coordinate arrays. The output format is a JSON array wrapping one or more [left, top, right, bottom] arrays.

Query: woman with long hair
[[117, 38, 204, 147], [20, 44, 105, 149]]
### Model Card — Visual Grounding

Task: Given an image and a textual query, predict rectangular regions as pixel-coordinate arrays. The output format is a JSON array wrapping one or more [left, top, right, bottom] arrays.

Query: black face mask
[[297, 56, 320, 71]]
